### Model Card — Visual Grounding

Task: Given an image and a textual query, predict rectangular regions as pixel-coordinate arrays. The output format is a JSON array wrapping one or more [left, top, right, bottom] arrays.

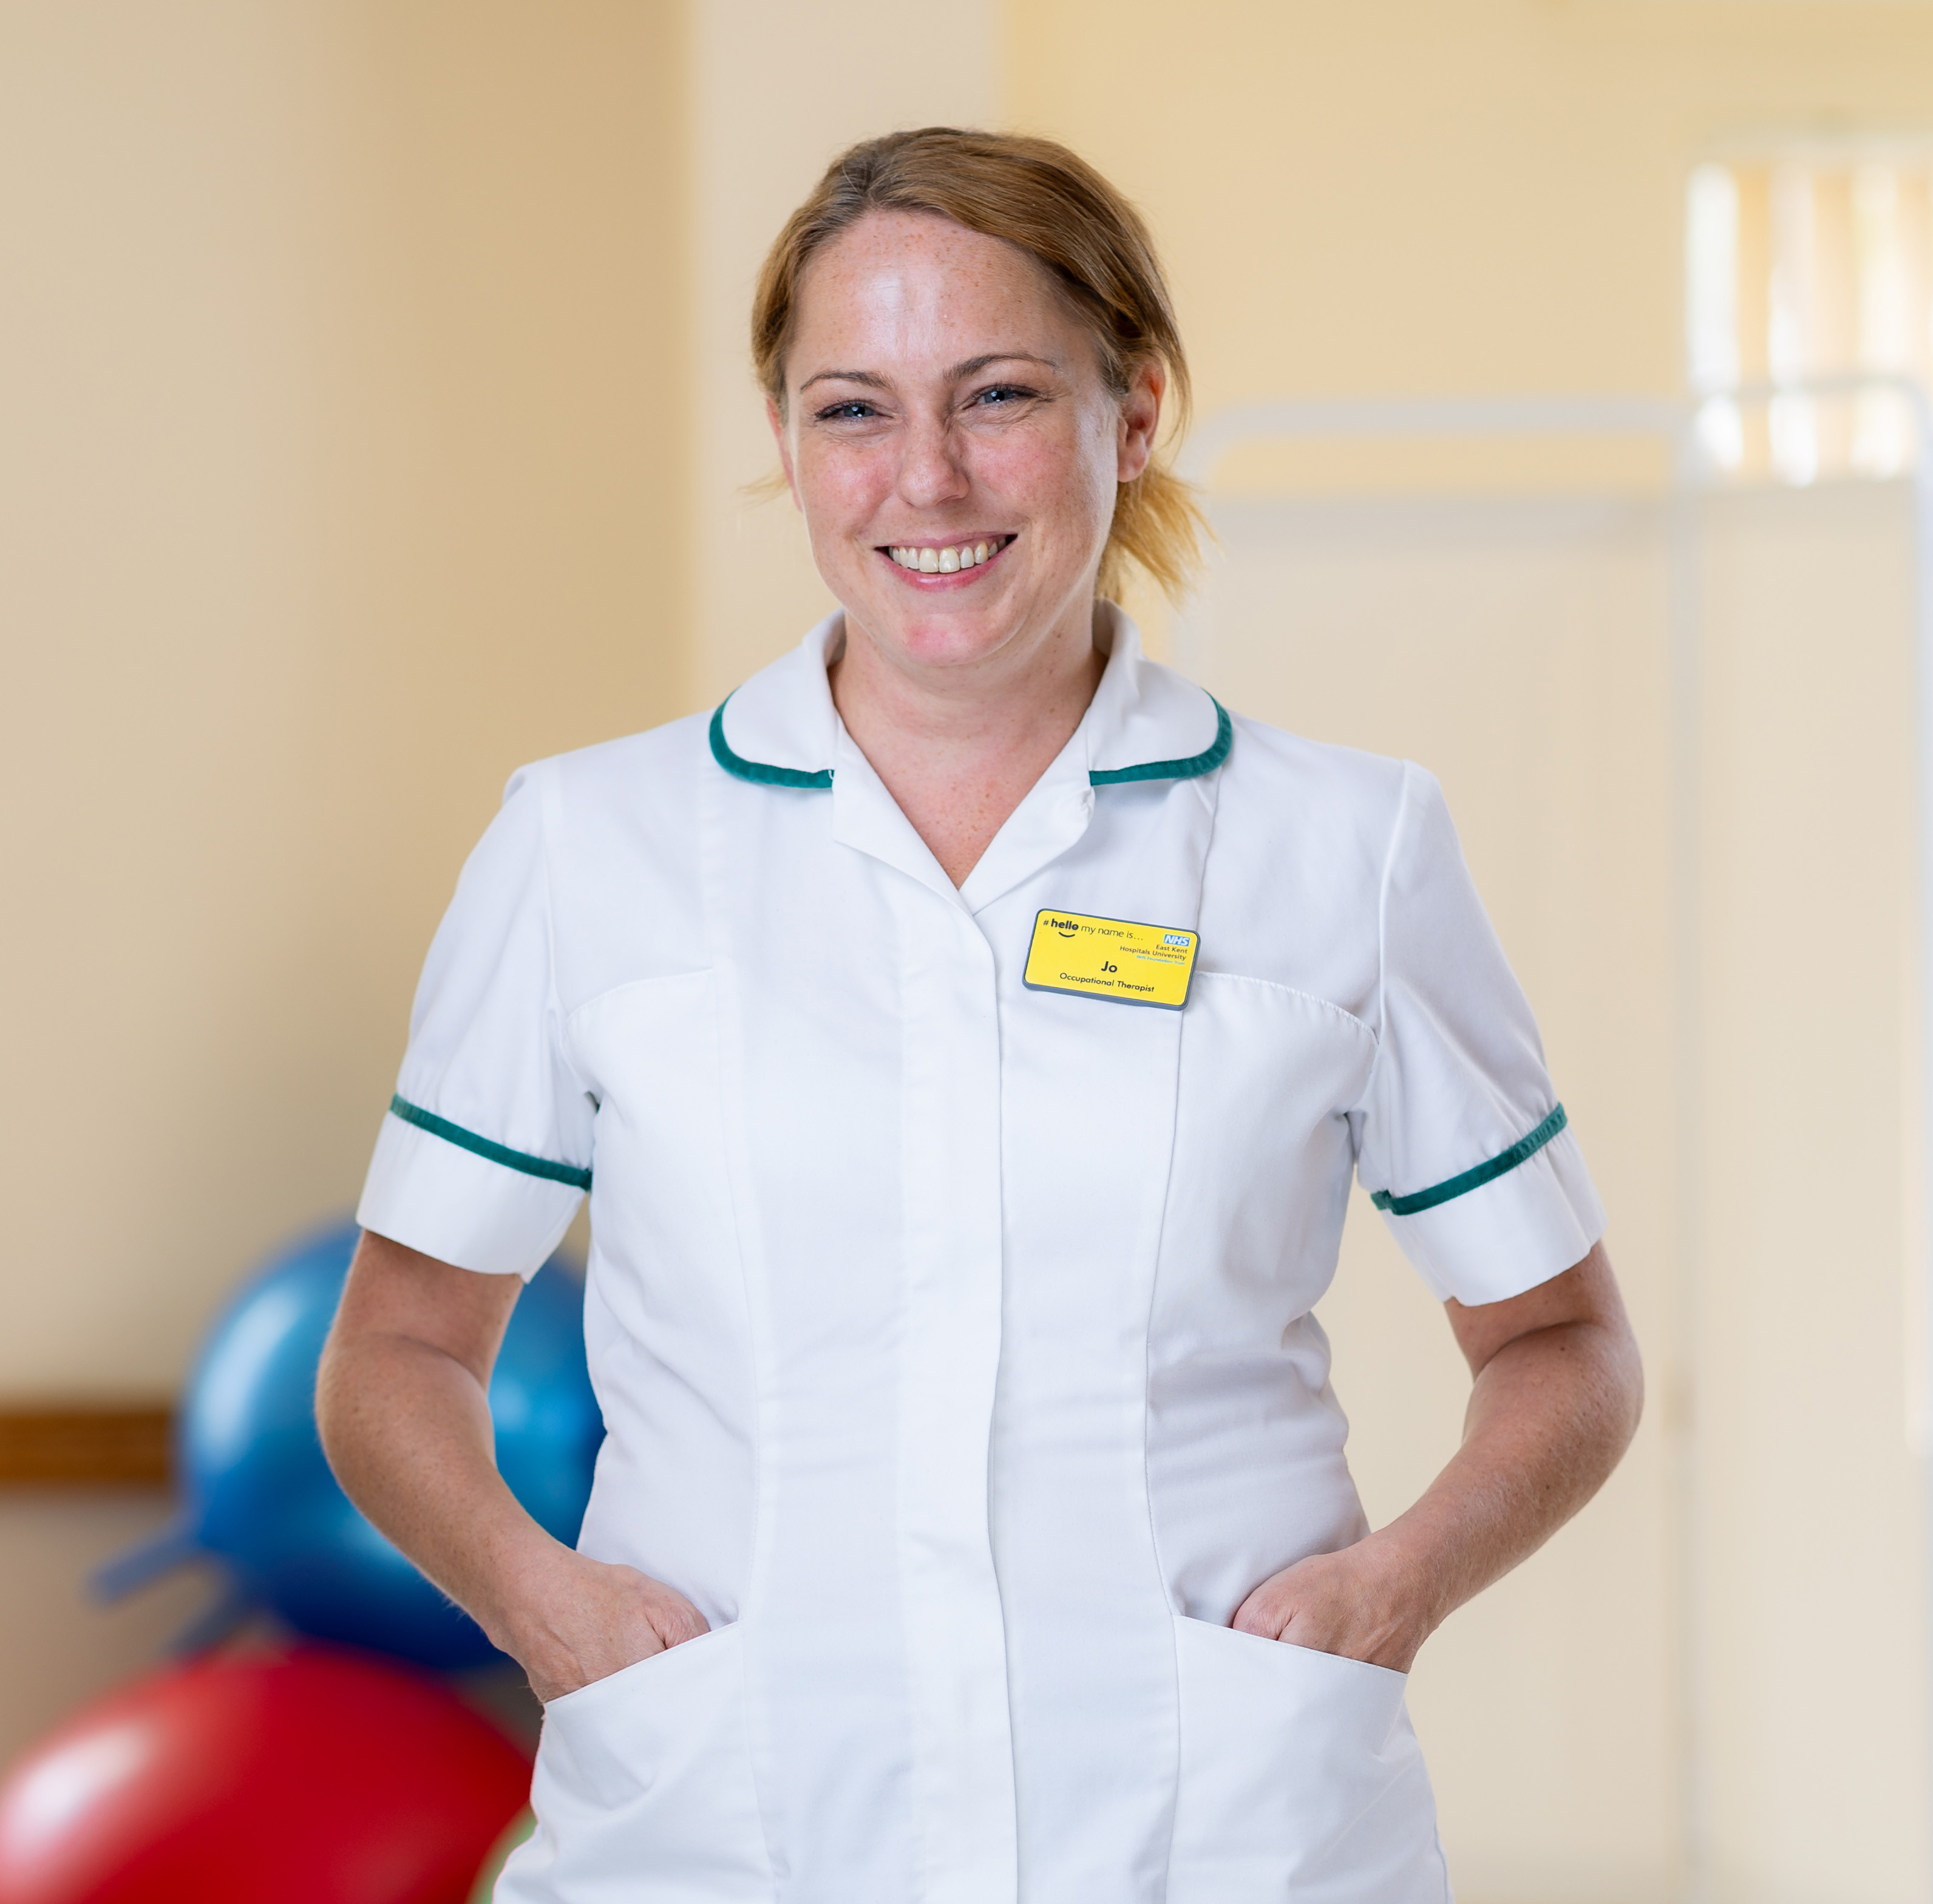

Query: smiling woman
[[764, 195, 1174, 882], [752, 129, 1202, 605], [316, 126, 1641, 1904]]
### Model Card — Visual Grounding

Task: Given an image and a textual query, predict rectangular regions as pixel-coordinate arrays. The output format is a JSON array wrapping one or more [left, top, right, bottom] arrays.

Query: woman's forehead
[[789, 212, 1081, 377]]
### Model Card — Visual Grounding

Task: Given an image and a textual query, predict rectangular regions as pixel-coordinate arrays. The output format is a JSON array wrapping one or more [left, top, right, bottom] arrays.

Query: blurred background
[[4, 1, 1932, 1899]]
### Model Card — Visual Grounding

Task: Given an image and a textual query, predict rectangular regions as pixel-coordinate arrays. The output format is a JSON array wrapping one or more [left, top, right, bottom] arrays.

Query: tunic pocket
[[1166, 1615, 1449, 1904], [496, 1625, 774, 1904]]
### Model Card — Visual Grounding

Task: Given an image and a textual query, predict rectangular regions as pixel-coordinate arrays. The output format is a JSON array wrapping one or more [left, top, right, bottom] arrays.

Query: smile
[[882, 536, 1013, 576]]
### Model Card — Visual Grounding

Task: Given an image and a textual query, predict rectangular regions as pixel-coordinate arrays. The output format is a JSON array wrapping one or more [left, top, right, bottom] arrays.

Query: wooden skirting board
[[0, 1406, 174, 1486]]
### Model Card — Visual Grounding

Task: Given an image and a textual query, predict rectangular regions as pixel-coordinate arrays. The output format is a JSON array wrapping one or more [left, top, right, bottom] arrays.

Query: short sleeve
[[1353, 763, 1606, 1306], [356, 764, 593, 1278]]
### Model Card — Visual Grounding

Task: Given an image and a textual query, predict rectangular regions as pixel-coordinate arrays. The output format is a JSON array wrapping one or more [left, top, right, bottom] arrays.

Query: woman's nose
[[895, 417, 970, 509]]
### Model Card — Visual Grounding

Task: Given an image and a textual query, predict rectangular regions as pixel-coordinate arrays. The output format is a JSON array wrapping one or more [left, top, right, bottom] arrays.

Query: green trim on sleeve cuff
[[388, 1096, 592, 1192], [1089, 699, 1232, 786], [1371, 1104, 1568, 1218], [709, 696, 835, 789]]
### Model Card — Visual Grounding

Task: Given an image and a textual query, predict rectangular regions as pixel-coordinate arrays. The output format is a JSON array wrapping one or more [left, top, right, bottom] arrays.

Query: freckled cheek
[[795, 445, 897, 545], [971, 434, 1113, 552], [965, 433, 1089, 528]]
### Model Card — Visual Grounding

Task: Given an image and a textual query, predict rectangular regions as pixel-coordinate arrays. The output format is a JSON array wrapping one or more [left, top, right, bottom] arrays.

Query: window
[[1686, 153, 1933, 480]]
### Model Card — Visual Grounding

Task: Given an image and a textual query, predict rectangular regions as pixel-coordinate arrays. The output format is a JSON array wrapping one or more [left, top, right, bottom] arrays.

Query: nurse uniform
[[358, 603, 1605, 1904]]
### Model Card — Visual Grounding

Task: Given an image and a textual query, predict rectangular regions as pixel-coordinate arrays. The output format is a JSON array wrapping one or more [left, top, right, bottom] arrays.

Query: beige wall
[[1696, 483, 1925, 1903], [1006, 0, 1933, 410], [0, 0, 688, 1394]]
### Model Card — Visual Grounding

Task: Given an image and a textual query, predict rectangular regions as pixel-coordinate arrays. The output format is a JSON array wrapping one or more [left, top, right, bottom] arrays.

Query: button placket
[[895, 892, 1018, 1904]]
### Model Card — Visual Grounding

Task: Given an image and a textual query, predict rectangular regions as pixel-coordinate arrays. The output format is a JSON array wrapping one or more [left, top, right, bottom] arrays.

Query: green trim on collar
[[1089, 699, 1233, 786], [710, 696, 834, 789], [389, 1095, 592, 1192], [710, 687, 1231, 792], [1371, 1105, 1568, 1218]]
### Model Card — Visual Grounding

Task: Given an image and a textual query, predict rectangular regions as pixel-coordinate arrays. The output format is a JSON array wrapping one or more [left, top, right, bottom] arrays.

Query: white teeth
[[888, 537, 1005, 572]]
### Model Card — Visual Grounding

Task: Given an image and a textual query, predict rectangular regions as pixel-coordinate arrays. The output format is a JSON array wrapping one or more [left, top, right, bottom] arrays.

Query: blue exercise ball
[[112, 1220, 602, 1670]]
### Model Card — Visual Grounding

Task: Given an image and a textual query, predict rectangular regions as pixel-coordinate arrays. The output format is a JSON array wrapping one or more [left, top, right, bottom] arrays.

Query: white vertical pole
[[1908, 381, 1933, 1904], [1666, 414, 1710, 1904]]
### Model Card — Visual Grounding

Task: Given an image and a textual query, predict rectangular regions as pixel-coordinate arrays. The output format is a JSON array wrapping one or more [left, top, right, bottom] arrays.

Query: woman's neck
[[829, 602, 1107, 888]]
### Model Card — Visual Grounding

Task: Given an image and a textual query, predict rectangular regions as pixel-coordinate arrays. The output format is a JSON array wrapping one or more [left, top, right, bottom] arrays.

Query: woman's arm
[[1231, 1240, 1642, 1670], [315, 1230, 705, 1701]]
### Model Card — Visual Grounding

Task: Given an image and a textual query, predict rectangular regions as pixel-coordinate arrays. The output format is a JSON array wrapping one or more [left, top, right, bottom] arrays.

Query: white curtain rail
[[1177, 377, 1933, 484], [1178, 395, 1690, 484]]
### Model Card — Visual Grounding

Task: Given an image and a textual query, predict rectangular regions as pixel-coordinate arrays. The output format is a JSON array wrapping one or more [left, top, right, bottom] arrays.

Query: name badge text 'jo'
[[1022, 909, 1200, 1011]]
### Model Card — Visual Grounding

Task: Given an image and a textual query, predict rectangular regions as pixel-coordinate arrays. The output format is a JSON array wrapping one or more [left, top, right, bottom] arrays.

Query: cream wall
[[1694, 483, 1925, 1903], [0, 0, 689, 1394], [1005, 0, 1933, 409]]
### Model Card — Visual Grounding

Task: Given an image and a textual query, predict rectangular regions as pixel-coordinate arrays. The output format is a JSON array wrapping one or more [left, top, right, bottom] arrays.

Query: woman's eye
[[814, 400, 880, 423], [973, 385, 1033, 407]]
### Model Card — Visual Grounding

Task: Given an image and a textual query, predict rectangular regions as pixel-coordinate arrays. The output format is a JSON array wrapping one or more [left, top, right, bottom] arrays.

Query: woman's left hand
[[1231, 1243, 1644, 1676], [1229, 1535, 1431, 1673]]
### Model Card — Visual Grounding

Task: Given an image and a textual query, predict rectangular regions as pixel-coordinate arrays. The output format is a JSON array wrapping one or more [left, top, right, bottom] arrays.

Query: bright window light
[[1685, 149, 1933, 481]]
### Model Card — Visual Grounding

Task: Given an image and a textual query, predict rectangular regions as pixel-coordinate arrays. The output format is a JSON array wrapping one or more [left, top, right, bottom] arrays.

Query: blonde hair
[[752, 127, 1204, 604]]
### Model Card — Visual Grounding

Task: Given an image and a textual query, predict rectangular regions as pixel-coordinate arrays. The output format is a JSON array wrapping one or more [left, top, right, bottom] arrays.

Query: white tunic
[[358, 606, 1605, 1904]]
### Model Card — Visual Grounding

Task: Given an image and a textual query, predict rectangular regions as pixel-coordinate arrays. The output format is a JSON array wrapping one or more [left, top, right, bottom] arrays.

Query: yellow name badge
[[1023, 909, 1201, 1011]]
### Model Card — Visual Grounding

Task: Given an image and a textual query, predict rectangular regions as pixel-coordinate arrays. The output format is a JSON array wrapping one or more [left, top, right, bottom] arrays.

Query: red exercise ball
[[0, 1644, 532, 1904]]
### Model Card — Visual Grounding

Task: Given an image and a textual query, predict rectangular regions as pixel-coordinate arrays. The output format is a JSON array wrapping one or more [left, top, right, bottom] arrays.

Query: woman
[[319, 128, 1642, 1903]]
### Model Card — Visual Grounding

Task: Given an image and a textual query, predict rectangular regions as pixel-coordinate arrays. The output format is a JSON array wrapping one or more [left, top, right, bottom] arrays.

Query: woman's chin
[[848, 596, 1033, 676]]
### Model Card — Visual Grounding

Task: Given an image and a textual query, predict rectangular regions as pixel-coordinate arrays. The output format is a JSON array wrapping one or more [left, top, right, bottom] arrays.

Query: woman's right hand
[[495, 1546, 710, 1705], [316, 1234, 711, 1708]]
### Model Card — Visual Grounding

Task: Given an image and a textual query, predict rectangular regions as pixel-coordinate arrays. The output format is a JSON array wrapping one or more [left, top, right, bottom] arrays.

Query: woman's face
[[770, 211, 1161, 683]]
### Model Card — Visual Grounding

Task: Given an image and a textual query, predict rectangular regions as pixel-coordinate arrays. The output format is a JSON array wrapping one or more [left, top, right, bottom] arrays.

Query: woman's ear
[[1116, 360, 1165, 485], [766, 395, 804, 511]]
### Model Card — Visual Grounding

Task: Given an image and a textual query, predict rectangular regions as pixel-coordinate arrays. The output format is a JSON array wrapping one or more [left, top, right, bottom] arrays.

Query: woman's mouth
[[880, 534, 1014, 576]]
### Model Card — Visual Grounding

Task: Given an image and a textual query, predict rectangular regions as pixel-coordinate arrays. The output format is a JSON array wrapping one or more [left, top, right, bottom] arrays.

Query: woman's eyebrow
[[799, 369, 889, 393], [797, 353, 1061, 395], [948, 352, 1061, 379]]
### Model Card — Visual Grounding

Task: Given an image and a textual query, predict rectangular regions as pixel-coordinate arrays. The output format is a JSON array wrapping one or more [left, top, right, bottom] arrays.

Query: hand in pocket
[[1230, 1535, 1427, 1673], [506, 1551, 710, 1704]]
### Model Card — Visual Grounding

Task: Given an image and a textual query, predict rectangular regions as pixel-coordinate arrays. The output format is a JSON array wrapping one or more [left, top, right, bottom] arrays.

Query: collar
[[708, 602, 1230, 790]]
